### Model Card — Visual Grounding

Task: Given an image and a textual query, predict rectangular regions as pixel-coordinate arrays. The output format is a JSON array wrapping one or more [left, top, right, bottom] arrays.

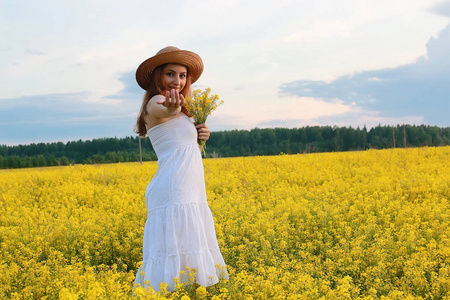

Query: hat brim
[[136, 50, 203, 90]]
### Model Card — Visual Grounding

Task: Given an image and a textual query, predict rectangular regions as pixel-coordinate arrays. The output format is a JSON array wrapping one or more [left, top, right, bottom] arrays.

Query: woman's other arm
[[196, 123, 210, 141]]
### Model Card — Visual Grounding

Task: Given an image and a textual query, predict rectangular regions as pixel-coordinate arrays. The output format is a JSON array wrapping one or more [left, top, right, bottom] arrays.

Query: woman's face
[[161, 64, 187, 93]]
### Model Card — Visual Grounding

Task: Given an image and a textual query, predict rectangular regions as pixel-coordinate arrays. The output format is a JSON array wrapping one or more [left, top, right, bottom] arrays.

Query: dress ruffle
[[134, 203, 228, 291]]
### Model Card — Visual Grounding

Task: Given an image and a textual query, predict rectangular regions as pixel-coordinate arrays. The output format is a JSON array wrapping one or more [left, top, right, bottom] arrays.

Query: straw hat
[[136, 46, 204, 90]]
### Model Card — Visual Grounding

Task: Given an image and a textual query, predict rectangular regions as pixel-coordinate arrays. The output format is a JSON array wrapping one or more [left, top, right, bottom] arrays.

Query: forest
[[1, 124, 449, 169]]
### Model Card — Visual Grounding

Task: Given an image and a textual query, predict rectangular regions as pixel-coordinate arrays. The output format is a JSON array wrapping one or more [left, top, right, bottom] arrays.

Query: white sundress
[[134, 114, 228, 292]]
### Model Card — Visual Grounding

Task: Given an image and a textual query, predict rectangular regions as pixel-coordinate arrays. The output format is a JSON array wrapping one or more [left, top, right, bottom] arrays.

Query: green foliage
[[0, 124, 449, 169], [0, 136, 156, 169], [206, 124, 450, 158]]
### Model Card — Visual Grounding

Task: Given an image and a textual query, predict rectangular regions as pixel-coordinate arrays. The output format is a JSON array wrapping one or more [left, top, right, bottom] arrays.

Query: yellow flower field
[[0, 147, 449, 299]]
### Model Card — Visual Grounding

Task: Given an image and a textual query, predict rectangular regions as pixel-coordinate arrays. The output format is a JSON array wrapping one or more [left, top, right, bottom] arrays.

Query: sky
[[1, 0, 449, 145]]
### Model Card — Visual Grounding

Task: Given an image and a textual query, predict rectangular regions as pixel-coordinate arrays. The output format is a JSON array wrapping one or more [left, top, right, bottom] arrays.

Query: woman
[[133, 46, 228, 292]]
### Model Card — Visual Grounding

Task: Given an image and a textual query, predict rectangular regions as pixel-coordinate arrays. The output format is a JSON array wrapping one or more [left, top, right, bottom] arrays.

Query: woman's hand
[[156, 89, 184, 108], [196, 123, 210, 141]]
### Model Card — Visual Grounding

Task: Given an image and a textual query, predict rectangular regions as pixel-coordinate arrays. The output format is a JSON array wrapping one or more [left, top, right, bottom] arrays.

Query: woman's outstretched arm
[[147, 89, 184, 119]]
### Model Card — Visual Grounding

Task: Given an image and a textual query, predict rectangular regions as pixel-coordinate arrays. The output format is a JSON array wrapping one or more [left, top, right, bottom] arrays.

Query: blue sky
[[1, 0, 449, 145]]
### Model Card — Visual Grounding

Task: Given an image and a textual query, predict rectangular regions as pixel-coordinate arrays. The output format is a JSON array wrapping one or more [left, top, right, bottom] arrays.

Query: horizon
[[2, 122, 448, 147]]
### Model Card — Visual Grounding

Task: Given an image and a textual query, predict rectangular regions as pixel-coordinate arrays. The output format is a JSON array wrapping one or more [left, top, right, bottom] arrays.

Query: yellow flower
[[183, 88, 223, 155], [1, 146, 449, 298], [196, 286, 208, 298], [59, 288, 78, 300]]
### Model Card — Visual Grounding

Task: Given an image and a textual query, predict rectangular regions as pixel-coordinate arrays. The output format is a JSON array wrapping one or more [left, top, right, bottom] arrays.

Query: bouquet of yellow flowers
[[183, 88, 223, 156]]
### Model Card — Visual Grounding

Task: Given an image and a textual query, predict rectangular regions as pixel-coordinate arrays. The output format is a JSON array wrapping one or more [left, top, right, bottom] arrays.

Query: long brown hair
[[134, 64, 192, 136]]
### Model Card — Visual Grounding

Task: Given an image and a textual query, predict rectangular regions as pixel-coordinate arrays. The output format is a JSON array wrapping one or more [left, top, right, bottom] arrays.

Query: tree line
[[1, 124, 449, 169]]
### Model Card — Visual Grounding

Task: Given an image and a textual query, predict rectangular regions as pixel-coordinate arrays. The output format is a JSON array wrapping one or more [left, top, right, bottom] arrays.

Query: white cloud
[[277, 20, 352, 43], [0, 0, 449, 144], [280, 21, 450, 126], [204, 94, 356, 131], [314, 111, 425, 129]]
